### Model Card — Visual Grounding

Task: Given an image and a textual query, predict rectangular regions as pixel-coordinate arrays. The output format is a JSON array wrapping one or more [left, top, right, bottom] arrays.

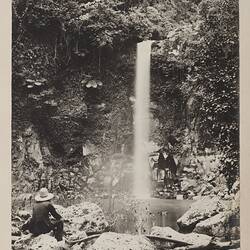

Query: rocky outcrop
[[54, 202, 108, 239], [12, 126, 44, 172], [178, 154, 231, 200], [12, 126, 45, 196], [175, 189, 240, 248], [194, 212, 228, 237], [12, 124, 103, 206], [87, 232, 155, 250], [193, 199, 240, 240], [177, 197, 225, 232]]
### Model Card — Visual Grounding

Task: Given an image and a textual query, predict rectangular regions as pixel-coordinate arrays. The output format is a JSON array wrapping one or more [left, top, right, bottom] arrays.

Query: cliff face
[[12, 0, 239, 201], [12, 34, 137, 201]]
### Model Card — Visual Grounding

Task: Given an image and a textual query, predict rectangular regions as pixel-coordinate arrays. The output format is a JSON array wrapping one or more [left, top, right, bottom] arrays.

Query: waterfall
[[133, 41, 152, 198]]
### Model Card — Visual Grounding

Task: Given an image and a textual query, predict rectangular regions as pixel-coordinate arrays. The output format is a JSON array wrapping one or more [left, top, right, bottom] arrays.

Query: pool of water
[[100, 198, 194, 234], [147, 198, 194, 229]]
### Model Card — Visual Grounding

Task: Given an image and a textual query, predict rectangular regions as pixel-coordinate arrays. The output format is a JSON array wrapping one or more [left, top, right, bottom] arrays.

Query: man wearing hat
[[22, 188, 64, 241]]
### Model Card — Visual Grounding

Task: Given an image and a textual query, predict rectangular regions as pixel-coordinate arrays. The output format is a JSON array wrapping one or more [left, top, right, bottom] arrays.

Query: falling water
[[133, 41, 152, 198]]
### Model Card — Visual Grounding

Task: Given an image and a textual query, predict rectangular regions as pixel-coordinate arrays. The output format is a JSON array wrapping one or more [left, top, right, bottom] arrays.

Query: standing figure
[[165, 153, 177, 181], [22, 188, 64, 241], [157, 152, 166, 181]]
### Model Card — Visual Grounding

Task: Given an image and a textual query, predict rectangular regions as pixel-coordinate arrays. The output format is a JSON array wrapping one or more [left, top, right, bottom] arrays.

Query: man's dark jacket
[[28, 201, 62, 236]]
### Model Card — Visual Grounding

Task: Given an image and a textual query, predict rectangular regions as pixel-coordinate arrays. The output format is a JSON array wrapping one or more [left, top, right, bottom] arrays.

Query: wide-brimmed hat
[[35, 188, 54, 202]]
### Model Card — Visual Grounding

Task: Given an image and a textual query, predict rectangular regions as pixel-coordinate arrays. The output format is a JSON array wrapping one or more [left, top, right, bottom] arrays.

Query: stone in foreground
[[194, 210, 240, 239], [28, 234, 66, 250], [151, 226, 212, 248], [87, 232, 155, 250], [177, 197, 225, 232], [55, 202, 108, 235]]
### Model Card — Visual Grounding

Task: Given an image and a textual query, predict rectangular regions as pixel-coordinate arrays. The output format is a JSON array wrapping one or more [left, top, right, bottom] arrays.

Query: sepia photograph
[[10, 0, 240, 249]]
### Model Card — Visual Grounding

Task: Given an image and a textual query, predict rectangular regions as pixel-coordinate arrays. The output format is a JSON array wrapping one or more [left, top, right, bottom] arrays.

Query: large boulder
[[193, 212, 228, 237], [177, 197, 225, 232], [150, 226, 212, 247], [87, 232, 155, 250], [13, 234, 66, 250], [194, 200, 240, 240], [54, 202, 108, 239]]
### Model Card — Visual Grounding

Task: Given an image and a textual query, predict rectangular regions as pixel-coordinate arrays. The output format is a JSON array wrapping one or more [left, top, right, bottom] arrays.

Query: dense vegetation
[[12, 0, 239, 197]]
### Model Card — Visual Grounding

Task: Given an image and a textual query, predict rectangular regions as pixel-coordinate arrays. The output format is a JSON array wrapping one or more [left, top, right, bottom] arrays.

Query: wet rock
[[87, 232, 155, 250], [151, 226, 212, 247], [54, 202, 108, 235], [177, 197, 225, 232]]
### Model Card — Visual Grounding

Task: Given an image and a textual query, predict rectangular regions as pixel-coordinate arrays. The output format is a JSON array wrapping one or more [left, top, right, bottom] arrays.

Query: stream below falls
[[100, 198, 194, 234]]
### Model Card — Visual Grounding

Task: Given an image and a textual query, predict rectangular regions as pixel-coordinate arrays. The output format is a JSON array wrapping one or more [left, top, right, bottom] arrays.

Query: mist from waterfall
[[133, 41, 152, 198]]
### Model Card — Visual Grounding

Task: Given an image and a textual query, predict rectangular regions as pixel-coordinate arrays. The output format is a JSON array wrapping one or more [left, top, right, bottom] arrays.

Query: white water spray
[[133, 41, 152, 198]]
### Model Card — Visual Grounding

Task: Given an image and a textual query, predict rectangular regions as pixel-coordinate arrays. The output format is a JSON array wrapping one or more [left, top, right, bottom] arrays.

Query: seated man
[[22, 188, 64, 241]]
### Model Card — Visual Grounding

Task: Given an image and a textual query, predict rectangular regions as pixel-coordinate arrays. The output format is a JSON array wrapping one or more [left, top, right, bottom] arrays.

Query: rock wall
[[12, 125, 104, 208], [12, 125, 45, 199], [178, 153, 229, 199]]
